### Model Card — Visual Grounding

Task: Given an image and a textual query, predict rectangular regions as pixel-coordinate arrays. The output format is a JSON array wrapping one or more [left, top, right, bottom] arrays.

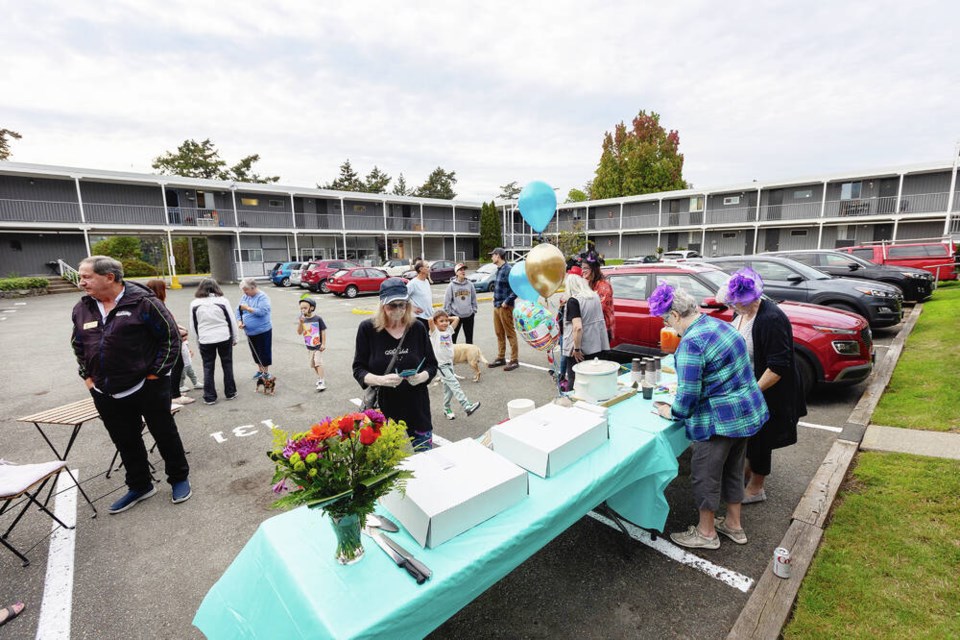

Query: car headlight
[[812, 325, 858, 335], [854, 286, 897, 297], [899, 272, 922, 279], [832, 340, 861, 355]]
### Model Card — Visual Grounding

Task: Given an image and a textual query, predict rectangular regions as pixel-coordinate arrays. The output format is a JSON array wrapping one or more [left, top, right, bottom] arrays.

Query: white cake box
[[380, 438, 529, 549], [490, 401, 609, 478]]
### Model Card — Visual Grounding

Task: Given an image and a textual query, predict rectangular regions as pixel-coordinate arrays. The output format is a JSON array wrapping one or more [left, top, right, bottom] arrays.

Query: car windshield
[[775, 259, 832, 280], [697, 269, 729, 291]]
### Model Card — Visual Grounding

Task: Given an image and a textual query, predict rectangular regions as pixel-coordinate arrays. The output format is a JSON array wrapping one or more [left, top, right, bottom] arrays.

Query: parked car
[[604, 263, 874, 395], [269, 261, 303, 288], [767, 250, 935, 303], [327, 267, 400, 298], [835, 242, 958, 281], [701, 255, 903, 329], [662, 250, 700, 261], [289, 263, 304, 287], [623, 255, 662, 265], [402, 259, 457, 283], [381, 258, 414, 277], [468, 263, 498, 292], [301, 260, 361, 293]]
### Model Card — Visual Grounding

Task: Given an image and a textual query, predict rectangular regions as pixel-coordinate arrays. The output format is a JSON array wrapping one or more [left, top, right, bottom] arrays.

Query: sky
[[2, 0, 959, 202]]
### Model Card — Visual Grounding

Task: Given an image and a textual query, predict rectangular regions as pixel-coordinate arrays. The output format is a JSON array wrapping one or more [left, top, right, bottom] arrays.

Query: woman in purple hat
[[651, 282, 768, 550], [718, 268, 807, 504]]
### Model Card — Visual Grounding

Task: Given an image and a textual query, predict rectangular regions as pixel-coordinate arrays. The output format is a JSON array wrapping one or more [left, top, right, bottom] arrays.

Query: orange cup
[[660, 327, 680, 354]]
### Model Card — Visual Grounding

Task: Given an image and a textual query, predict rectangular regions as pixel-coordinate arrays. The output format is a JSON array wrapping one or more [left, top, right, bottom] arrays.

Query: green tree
[[0, 128, 22, 161], [364, 166, 392, 193], [565, 188, 589, 203], [557, 222, 587, 258], [591, 110, 687, 199], [320, 159, 365, 192], [392, 173, 411, 196], [498, 181, 521, 200], [152, 139, 279, 183], [479, 201, 503, 261], [91, 236, 142, 261], [414, 167, 457, 199]]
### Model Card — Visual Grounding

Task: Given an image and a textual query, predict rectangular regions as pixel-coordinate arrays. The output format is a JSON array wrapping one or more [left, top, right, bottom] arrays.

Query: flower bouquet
[[268, 409, 413, 564]]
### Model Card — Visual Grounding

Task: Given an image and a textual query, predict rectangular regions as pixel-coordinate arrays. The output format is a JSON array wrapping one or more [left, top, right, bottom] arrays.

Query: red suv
[[837, 242, 957, 281], [301, 260, 360, 293], [604, 263, 874, 395]]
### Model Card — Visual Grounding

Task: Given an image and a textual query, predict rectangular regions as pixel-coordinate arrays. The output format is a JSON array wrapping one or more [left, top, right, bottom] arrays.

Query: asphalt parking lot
[[0, 283, 903, 639]]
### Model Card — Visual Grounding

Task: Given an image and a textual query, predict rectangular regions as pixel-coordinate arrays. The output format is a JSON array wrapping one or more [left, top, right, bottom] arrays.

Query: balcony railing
[[169, 207, 235, 227], [664, 211, 703, 227], [0, 198, 80, 223], [295, 213, 341, 230], [622, 213, 659, 229], [455, 220, 480, 233], [708, 207, 755, 224], [84, 203, 166, 225], [386, 217, 418, 231], [423, 218, 454, 232], [588, 217, 620, 231], [557, 218, 584, 231], [900, 192, 949, 215], [759, 201, 821, 221]]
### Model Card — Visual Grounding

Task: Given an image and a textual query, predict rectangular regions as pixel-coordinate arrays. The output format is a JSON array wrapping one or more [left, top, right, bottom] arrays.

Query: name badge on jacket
[[83, 321, 98, 330]]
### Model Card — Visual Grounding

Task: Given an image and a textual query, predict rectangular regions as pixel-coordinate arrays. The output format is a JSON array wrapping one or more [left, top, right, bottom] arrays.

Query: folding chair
[[0, 460, 76, 567]]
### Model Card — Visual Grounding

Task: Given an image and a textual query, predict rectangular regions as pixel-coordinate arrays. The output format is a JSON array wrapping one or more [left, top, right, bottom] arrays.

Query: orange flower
[[309, 420, 339, 441]]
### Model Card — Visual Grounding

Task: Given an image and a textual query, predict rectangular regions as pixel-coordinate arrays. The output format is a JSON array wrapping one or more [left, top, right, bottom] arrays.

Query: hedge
[[0, 277, 50, 291], [122, 259, 160, 277]]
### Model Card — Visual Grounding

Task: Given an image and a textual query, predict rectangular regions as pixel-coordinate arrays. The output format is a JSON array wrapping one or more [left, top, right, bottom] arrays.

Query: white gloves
[[406, 371, 430, 386], [366, 373, 403, 388]]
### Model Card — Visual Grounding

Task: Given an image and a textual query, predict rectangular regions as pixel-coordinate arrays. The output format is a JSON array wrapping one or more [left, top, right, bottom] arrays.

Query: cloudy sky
[[2, 1, 958, 201]]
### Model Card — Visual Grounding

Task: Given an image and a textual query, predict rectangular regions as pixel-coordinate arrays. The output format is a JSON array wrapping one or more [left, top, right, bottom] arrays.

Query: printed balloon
[[513, 299, 560, 352]]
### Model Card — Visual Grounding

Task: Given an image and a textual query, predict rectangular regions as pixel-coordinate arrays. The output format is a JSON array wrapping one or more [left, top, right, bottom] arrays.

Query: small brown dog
[[453, 344, 489, 382], [256, 373, 277, 395]]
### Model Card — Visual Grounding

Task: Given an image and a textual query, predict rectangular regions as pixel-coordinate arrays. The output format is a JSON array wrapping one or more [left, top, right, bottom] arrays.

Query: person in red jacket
[[71, 255, 191, 514]]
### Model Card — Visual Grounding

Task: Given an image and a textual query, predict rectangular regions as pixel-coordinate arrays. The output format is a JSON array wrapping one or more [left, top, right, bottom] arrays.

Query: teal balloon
[[508, 261, 539, 302], [518, 181, 557, 233]]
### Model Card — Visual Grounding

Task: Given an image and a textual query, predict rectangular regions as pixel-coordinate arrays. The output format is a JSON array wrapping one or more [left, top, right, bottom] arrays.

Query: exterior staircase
[[46, 277, 82, 295]]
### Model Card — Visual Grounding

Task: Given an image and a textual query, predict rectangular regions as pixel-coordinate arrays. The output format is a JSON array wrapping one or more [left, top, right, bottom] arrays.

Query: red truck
[[836, 242, 957, 281]]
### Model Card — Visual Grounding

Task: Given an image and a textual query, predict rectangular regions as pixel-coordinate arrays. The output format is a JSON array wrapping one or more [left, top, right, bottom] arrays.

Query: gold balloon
[[524, 243, 566, 298]]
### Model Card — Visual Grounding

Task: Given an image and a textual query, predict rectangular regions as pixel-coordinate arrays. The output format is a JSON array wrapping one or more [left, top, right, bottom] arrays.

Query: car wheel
[[319, 281, 330, 294], [345, 285, 359, 299], [280, 277, 290, 287], [797, 355, 815, 398]]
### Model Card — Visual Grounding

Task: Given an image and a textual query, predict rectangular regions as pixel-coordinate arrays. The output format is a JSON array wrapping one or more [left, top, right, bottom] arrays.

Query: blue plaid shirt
[[671, 314, 768, 442], [492, 262, 517, 308]]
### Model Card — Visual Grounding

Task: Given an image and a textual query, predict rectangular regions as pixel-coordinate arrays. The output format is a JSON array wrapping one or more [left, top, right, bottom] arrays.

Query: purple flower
[[724, 268, 764, 305], [648, 282, 675, 316], [272, 479, 288, 494]]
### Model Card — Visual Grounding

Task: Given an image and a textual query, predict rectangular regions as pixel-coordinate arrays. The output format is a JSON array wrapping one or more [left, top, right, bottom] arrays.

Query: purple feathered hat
[[648, 281, 676, 316], [722, 267, 764, 305]]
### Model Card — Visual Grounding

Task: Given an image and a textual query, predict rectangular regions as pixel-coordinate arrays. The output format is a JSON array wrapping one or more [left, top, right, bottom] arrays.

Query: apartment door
[[878, 179, 898, 214], [766, 190, 783, 220], [764, 228, 781, 252]]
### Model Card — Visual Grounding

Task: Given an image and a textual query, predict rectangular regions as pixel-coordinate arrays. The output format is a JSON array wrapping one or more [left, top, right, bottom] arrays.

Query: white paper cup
[[507, 398, 536, 419]]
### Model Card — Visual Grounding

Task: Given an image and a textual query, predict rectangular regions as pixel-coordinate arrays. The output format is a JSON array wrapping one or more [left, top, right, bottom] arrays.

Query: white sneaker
[[177, 396, 196, 405], [316, 380, 327, 391], [444, 408, 455, 420], [179, 386, 191, 394]]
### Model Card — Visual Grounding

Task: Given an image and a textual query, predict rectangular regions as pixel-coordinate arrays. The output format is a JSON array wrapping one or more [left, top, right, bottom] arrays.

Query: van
[[836, 242, 957, 281]]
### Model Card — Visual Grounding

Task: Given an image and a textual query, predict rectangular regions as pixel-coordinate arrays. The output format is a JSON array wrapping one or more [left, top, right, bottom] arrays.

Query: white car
[[662, 250, 700, 261], [381, 259, 413, 277], [290, 263, 304, 287]]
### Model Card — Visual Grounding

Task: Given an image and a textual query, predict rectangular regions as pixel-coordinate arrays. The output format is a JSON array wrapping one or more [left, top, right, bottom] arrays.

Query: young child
[[429, 310, 480, 420], [179, 341, 200, 392], [296, 297, 327, 391]]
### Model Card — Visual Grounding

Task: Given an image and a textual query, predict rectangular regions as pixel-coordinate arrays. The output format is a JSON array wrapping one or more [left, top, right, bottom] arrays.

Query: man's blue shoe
[[171, 479, 192, 504], [108, 486, 157, 514]]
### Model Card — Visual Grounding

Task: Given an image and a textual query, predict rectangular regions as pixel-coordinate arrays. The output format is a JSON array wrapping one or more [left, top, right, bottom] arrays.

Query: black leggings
[[452, 314, 475, 344], [746, 439, 773, 476]]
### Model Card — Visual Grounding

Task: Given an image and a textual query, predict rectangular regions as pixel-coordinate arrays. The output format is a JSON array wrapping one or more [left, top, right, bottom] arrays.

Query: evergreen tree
[[364, 166, 391, 193], [479, 201, 503, 260], [320, 159, 365, 192], [0, 128, 22, 160], [392, 173, 411, 196], [414, 167, 457, 199], [152, 138, 278, 183]]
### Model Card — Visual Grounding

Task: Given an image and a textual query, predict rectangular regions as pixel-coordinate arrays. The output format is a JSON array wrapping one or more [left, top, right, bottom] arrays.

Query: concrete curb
[[727, 303, 925, 640]]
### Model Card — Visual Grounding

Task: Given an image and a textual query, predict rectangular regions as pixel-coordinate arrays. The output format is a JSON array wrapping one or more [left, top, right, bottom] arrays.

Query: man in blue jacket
[[488, 248, 519, 371], [71, 256, 191, 514]]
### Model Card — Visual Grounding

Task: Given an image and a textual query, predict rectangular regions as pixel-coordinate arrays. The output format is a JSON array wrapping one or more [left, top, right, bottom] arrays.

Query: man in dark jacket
[[71, 255, 191, 514], [488, 248, 519, 371]]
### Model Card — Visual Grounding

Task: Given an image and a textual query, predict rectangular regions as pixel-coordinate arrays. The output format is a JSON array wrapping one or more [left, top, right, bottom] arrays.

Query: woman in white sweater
[[189, 278, 238, 405]]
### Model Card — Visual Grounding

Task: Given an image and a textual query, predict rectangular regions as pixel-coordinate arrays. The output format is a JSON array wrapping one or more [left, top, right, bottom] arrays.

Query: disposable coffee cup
[[641, 384, 654, 400]]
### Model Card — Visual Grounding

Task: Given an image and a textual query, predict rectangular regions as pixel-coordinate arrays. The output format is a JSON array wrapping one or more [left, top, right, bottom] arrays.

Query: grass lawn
[[870, 281, 960, 432], [785, 451, 960, 639]]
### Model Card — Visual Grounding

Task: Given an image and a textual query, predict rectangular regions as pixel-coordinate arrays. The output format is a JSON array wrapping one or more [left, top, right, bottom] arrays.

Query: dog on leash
[[453, 343, 489, 382], [256, 373, 277, 395]]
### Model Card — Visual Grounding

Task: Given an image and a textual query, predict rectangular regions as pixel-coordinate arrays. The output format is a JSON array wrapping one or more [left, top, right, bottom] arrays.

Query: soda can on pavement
[[773, 547, 792, 579]]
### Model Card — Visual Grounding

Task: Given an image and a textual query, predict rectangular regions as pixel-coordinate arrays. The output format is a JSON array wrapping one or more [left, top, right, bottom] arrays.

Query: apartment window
[[669, 200, 681, 213], [790, 230, 808, 237], [723, 196, 740, 206], [794, 189, 813, 199], [353, 205, 366, 213], [840, 182, 861, 200], [234, 249, 263, 262], [690, 196, 704, 211], [268, 200, 283, 208], [240, 198, 259, 207]]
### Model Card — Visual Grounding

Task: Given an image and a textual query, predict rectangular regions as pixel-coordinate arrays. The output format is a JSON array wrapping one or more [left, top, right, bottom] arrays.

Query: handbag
[[360, 326, 410, 410]]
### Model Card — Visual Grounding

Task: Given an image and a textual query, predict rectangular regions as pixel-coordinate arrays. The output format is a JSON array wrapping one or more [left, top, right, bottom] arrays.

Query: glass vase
[[330, 512, 365, 565]]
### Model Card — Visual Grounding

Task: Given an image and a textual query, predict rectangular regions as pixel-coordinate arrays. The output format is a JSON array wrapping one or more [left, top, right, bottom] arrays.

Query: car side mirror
[[700, 297, 727, 309], [787, 275, 804, 284], [848, 263, 860, 271]]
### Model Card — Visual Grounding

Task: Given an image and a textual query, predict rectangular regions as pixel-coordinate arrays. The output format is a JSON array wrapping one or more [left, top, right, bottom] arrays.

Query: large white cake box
[[490, 402, 609, 478], [380, 438, 529, 549]]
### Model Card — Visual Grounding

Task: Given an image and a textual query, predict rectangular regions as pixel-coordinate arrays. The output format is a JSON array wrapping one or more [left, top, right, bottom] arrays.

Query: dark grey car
[[702, 255, 903, 328], [765, 250, 934, 303]]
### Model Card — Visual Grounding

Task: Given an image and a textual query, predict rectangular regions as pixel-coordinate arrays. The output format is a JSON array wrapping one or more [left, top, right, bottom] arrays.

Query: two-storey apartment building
[[0, 162, 482, 282]]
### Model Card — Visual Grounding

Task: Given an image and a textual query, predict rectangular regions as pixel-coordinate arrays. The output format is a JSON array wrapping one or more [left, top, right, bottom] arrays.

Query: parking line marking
[[587, 511, 755, 592], [36, 469, 79, 640], [798, 421, 843, 433], [517, 361, 552, 372]]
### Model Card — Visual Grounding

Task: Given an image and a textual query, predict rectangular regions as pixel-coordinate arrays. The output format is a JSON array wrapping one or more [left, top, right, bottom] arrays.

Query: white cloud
[[2, 0, 958, 201]]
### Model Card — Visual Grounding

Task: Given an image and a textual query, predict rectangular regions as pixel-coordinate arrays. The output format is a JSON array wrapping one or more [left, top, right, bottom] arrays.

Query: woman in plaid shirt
[[652, 284, 769, 550]]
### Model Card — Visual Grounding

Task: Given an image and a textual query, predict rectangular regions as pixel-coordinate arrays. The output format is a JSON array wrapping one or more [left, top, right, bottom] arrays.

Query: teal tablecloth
[[194, 388, 689, 640]]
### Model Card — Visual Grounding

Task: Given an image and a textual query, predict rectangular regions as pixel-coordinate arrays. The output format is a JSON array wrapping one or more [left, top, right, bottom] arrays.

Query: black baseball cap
[[489, 247, 506, 258]]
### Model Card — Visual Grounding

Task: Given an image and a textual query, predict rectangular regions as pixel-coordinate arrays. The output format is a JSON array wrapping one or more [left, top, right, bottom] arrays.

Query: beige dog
[[453, 343, 489, 382]]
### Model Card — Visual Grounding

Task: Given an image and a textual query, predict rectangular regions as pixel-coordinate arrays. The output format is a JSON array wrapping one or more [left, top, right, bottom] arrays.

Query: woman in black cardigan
[[720, 268, 807, 503]]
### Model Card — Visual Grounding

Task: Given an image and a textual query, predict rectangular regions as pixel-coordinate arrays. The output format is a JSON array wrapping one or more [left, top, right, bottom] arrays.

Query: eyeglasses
[[385, 301, 408, 309]]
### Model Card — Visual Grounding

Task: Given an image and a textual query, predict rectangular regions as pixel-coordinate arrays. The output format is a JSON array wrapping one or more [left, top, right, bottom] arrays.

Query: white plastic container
[[572, 358, 620, 403], [507, 398, 536, 419]]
